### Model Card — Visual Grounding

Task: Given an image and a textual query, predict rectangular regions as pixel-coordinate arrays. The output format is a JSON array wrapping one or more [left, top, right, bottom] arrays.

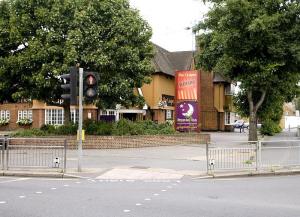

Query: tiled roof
[[153, 44, 194, 76]]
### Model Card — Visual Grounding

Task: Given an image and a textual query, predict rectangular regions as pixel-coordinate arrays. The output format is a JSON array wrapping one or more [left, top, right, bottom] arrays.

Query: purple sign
[[175, 101, 199, 132]]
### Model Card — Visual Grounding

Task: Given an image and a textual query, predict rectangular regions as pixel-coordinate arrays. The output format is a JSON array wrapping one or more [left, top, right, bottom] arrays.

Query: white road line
[[144, 198, 151, 201], [51, 188, 57, 190], [35, 191, 42, 194], [64, 184, 69, 187], [18, 196, 26, 199], [161, 189, 167, 192], [136, 203, 142, 206], [153, 193, 159, 196], [123, 209, 131, 213], [0, 201, 7, 204], [75, 182, 81, 184], [0, 178, 30, 184]]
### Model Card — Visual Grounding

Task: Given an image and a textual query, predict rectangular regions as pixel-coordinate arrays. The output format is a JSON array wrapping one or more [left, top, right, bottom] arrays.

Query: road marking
[[161, 189, 167, 192], [64, 184, 69, 187], [176, 180, 181, 183], [35, 191, 42, 194], [153, 193, 159, 196], [0, 201, 7, 204], [75, 182, 81, 184], [18, 196, 26, 199], [123, 209, 131, 213], [167, 186, 172, 189], [136, 203, 142, 206], [0, 178, 30, 184], [172, 183, 177, 186], [144, 198, 151, 201], [51, 188, 57, 190]]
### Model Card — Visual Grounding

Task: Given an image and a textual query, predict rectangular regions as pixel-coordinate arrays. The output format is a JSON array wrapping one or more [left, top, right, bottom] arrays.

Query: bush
[[13, 129, 48, 137], [13, 120, 177, 137], [260, 119, 282, 136], [84, 120, 112, 135]]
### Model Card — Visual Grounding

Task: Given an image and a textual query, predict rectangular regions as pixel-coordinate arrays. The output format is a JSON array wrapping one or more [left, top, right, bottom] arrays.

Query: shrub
[[260, 119, 282, 136], [13, 129, 48, 137], [84, 120, 112, 135]]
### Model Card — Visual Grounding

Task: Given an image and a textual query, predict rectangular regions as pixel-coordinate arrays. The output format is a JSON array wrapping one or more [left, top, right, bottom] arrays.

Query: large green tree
[[0, 0, 153, 122], [195, 0, 300, 140]]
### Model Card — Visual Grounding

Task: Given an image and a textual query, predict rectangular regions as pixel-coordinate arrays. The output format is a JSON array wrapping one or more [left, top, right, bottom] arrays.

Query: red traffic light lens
[[86, 75, 96, 85]]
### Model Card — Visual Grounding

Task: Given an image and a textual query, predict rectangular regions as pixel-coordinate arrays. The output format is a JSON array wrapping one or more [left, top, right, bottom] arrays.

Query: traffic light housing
[[61, 67, 78, 105], [83, 71, 99, 102]]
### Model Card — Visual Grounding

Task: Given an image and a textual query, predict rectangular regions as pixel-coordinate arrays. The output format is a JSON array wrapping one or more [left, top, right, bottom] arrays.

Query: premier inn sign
[[175, 70, 200, 132]]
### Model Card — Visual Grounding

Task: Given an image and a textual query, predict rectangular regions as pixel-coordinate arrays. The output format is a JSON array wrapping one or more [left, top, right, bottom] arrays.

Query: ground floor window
[[0, 110, 10, 120], [165, 110, 173, 120], [18, 110, 33, 121], [225, 112, 236, 125], [71, 109, 79, 123], [45, 109, 64, 125]]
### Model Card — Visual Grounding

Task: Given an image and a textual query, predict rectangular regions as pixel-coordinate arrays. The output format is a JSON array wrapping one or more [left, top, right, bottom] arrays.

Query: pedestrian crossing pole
[[78, 67, 83, 172]]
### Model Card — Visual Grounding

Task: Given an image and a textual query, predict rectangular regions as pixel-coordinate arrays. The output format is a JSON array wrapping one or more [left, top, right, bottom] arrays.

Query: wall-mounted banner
[[175, 101, 199, 131], [176, 70, 199, 100]]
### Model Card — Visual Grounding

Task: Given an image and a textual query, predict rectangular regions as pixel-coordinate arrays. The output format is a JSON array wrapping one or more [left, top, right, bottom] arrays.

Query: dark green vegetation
[[196, 0, 300, 140], [0, 0, 153, 119], [12, 119, 176, 137]]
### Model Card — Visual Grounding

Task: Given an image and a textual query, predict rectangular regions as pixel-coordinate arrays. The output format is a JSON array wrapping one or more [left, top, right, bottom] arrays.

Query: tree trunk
[[247, 89, 266, 141], [249, 111, 257, 141], [63, 102, 70, 125]]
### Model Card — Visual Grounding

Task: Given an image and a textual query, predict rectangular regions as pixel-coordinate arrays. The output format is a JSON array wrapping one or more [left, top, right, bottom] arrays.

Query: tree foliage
[[195, 0, 300, 140], [0, 0, 153, 109]]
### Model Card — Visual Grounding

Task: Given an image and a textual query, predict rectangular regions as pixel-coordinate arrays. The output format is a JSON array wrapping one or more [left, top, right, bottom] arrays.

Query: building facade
[[0, 44, 235, 131]]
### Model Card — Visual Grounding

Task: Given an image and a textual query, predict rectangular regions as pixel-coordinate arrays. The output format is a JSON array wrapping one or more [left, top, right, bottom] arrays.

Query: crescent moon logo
[[182, 103, 194, 118]]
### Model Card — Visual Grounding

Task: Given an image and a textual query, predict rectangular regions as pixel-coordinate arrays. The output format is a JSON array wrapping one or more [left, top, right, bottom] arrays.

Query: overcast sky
[[129, 0, 209, 52]]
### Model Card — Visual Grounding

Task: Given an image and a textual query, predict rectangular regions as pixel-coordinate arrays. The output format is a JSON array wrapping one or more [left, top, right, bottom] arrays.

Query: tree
[[0, 0, 153, 123], [195, 0, 300, 140]]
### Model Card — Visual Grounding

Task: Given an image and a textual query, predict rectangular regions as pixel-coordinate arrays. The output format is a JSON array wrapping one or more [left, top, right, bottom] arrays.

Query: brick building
[[0, 44, 235, 131]]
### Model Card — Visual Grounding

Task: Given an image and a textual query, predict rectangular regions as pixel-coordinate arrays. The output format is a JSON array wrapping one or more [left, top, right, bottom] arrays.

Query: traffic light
[[83, 71, 99, 102], [61, 67, 78, 105]]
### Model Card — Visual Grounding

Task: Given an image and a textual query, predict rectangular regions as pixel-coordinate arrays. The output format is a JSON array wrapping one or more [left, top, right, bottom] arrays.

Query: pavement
[[0, 129, 299, 180]]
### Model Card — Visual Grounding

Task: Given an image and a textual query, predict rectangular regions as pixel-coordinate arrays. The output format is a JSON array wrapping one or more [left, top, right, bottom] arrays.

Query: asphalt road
[[1, 175, 300, 217]]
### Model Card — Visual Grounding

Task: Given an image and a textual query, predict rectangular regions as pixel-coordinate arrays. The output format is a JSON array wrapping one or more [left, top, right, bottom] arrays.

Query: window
[[71, 109, 79, 123], [225, 112, 236, 125], [165, 110, 173, 120], [100, 110, 116, 116], [0, 110, 10, 120], [18, 110, 33, 121], [45, 109, 64, 125]]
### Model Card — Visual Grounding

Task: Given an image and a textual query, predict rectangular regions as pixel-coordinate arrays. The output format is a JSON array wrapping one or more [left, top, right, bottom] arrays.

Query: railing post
[[1, 139, 4, 170], [6, 138, 9, 170], [64, 139, 67, 173], [206, 142, 209, 175], [256, 140, 261, 171]]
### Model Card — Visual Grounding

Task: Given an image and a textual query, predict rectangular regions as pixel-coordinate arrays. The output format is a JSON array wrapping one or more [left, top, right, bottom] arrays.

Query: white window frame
[[71, 109, 79, 124], [18, 110, 33, 121], [100, 110, 116, 116], [166, 110, 173, 120], [45, 109, 64, 125], [225, 112, 236, 125], [0, 110, 10, 120]]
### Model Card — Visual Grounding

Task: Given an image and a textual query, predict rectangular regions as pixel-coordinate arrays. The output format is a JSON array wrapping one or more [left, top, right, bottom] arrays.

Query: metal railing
[[207, 141, 258, 172], [0, 138, 5, 170], [260, 140, 300, 168], [0, 138, 67, 172], [207, 140, 300, 173]]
